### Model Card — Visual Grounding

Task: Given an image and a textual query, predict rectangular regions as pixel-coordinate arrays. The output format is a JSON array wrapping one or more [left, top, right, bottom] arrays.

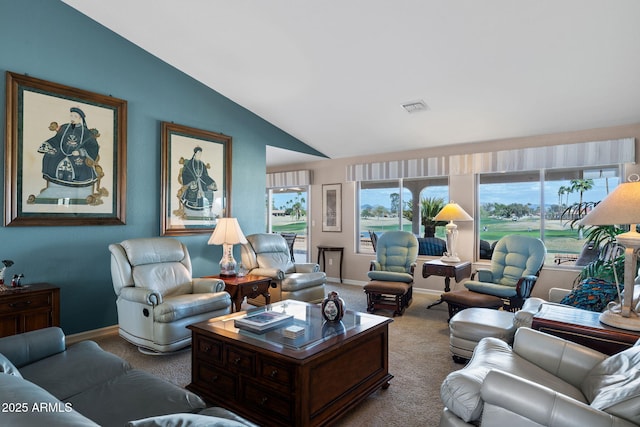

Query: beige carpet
[[93, 283, 458, 427]]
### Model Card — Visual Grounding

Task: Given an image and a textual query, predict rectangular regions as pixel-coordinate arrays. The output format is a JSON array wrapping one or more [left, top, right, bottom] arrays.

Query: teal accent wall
[[0, 0, 324, 334]]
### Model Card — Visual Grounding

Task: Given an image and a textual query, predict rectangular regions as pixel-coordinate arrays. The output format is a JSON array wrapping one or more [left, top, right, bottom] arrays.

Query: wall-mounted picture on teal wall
[[160, 122, 232, 236], [4, 72, 127, 226]]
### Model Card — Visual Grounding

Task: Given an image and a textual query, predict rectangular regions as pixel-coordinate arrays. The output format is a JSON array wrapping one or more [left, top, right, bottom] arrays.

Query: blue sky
[[359, 179, 619, 210]]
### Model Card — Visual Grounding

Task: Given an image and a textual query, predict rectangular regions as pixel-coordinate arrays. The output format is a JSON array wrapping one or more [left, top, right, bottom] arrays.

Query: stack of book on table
[[282, 325, 305, 339], [234, 311, 293, 334]]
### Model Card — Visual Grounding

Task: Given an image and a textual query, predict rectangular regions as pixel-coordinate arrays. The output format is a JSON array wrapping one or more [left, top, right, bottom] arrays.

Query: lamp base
[[440, 254, 461, 263], [599, 305, 640, 331], [219, 243, 237, 277], [219, 272, 237, 278]]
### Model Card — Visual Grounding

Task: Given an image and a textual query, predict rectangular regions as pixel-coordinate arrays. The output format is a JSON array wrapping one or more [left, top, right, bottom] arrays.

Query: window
[[266, 186, 309, 262], [478, 166, 621, 265], [358, 177, 448, 253]]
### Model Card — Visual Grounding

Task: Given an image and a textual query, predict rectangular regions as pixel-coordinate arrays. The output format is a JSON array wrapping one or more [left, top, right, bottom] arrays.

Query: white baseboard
[[65, 325, 118, 345]]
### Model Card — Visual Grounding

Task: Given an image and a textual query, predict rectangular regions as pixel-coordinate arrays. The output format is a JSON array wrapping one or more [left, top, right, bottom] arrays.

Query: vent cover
[[401, 99, 429, 113]]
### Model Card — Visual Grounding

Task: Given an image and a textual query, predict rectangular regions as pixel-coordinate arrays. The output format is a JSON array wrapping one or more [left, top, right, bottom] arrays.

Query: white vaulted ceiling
[[62, 0, 640, 166]]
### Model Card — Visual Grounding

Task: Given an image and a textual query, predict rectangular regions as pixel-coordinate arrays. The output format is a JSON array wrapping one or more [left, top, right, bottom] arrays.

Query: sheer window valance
[[347, 138, 635, 181], [449, 138, 635, 175], [267, 170, 311, 188], [346, 157, 448, 181]]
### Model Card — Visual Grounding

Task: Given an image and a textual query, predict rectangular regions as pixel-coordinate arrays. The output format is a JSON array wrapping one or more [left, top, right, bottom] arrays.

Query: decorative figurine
[[0, 260, 14, 285], [321, 291, 346, 322], [11, 274, 23, 288]]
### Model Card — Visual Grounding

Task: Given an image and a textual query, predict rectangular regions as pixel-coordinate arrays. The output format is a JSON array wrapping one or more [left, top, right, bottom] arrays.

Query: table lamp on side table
[[208, 217, 247, 277], [433, 202, 473, 263], [580, 177, 640, 331]]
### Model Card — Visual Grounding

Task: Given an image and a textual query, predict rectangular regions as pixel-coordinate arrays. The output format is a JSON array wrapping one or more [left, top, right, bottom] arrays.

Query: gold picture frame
[[161, 122, 232, 235], [4, 72, 127, 226]]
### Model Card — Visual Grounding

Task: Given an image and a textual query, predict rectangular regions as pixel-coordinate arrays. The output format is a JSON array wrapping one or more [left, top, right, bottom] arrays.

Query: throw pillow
[[127, 414, 249, 427], [560, 277, 620, 312], [581, 345, 640, 424], [0, 353, 22, 377]]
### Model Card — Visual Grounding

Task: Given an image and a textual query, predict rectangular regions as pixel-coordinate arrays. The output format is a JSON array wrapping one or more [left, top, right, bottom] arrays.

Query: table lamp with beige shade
[[208, 217, 247, 277], [433, 202, 473, 263], [580, 176, 640, 331]]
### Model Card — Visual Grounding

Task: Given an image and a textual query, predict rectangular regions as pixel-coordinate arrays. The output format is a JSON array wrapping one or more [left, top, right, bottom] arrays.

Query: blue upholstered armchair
[[369, 231, 419, 282], [364, 231, 418, 316], [464, 234, 546, 311]]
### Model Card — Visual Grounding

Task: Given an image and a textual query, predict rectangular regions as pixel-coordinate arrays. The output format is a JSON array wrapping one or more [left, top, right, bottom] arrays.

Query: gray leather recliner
[[109, 237, 231, 353], [440, 327, 640, 427], [240, 233, 326, 305]]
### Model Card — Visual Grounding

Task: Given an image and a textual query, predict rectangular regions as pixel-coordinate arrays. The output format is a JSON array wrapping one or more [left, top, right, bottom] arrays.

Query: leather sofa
[[440, 327, 639, 426], [0, 327, 257, 427]]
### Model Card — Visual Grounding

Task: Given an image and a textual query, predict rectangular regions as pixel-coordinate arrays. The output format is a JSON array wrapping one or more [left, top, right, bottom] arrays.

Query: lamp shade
[[580, 181, 640, 226], [208, 218, 247, 245], [433, 203, 473, 222]]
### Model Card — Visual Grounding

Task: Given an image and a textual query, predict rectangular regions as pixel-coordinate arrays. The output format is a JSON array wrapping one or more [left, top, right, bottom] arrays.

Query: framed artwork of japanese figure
[[161, 122, 232, 236], [4, 72, 127, 226]]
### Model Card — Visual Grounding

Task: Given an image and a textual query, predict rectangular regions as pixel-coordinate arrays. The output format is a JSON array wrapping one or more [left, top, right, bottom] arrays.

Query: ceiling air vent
[[401, 99, 429, 113]]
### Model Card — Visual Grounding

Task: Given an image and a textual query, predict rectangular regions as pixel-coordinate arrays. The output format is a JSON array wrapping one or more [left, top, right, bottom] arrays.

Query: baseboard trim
[[65, 325, 119, 346]]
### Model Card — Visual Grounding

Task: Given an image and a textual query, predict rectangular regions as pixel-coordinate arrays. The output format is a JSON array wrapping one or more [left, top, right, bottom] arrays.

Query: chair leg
[[366, 291, 376, 313], [394, 294, 403, 316]]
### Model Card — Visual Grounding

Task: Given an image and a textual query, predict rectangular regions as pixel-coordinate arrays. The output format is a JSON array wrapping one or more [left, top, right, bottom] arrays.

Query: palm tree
[[420, 197, 446, 238], [557, 186, 568, 207], [570, 178, 594, 207], [564, 179, 595, 239]]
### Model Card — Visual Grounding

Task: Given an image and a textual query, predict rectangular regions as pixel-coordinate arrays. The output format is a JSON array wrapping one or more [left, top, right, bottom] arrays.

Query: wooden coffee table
[[207, 275, 272, 312], [187, 300, 393, 427]]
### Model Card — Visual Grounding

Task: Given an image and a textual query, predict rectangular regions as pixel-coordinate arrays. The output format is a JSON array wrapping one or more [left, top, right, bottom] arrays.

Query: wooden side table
[[422, 260, 472, 309], [532, 303, 640, 355], [208, 275, 272, 312], [0, 283, 60, 337], [317, 245, 344, 283]]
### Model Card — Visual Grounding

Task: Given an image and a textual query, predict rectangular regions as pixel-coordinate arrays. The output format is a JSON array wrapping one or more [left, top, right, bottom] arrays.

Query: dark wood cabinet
[[0, 283, 60, 337]]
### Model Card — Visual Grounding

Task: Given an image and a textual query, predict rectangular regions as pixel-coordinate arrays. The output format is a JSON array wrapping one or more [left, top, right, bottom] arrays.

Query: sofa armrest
[[0, 327, 65, 368], [481, 369, 636, 427], [513, 328, 607, 388], [293, 263, 320, 273], [549, 287, 571, 303], [193, 277, 225, 293], [475, 269, 493, 282], [513, 297, 545, 328], [119, 286, 163, 305], [370, 260, 381, 271], [248, 267, 285, 280]]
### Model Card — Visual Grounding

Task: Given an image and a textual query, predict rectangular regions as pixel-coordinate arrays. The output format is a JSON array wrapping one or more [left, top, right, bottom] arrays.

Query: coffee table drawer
[[258, 356, 293, 391], [196, 362, 236, 398], [226, 346, 255, 375], [195, 337, 223, 363], [242, 380, 292, 422]]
